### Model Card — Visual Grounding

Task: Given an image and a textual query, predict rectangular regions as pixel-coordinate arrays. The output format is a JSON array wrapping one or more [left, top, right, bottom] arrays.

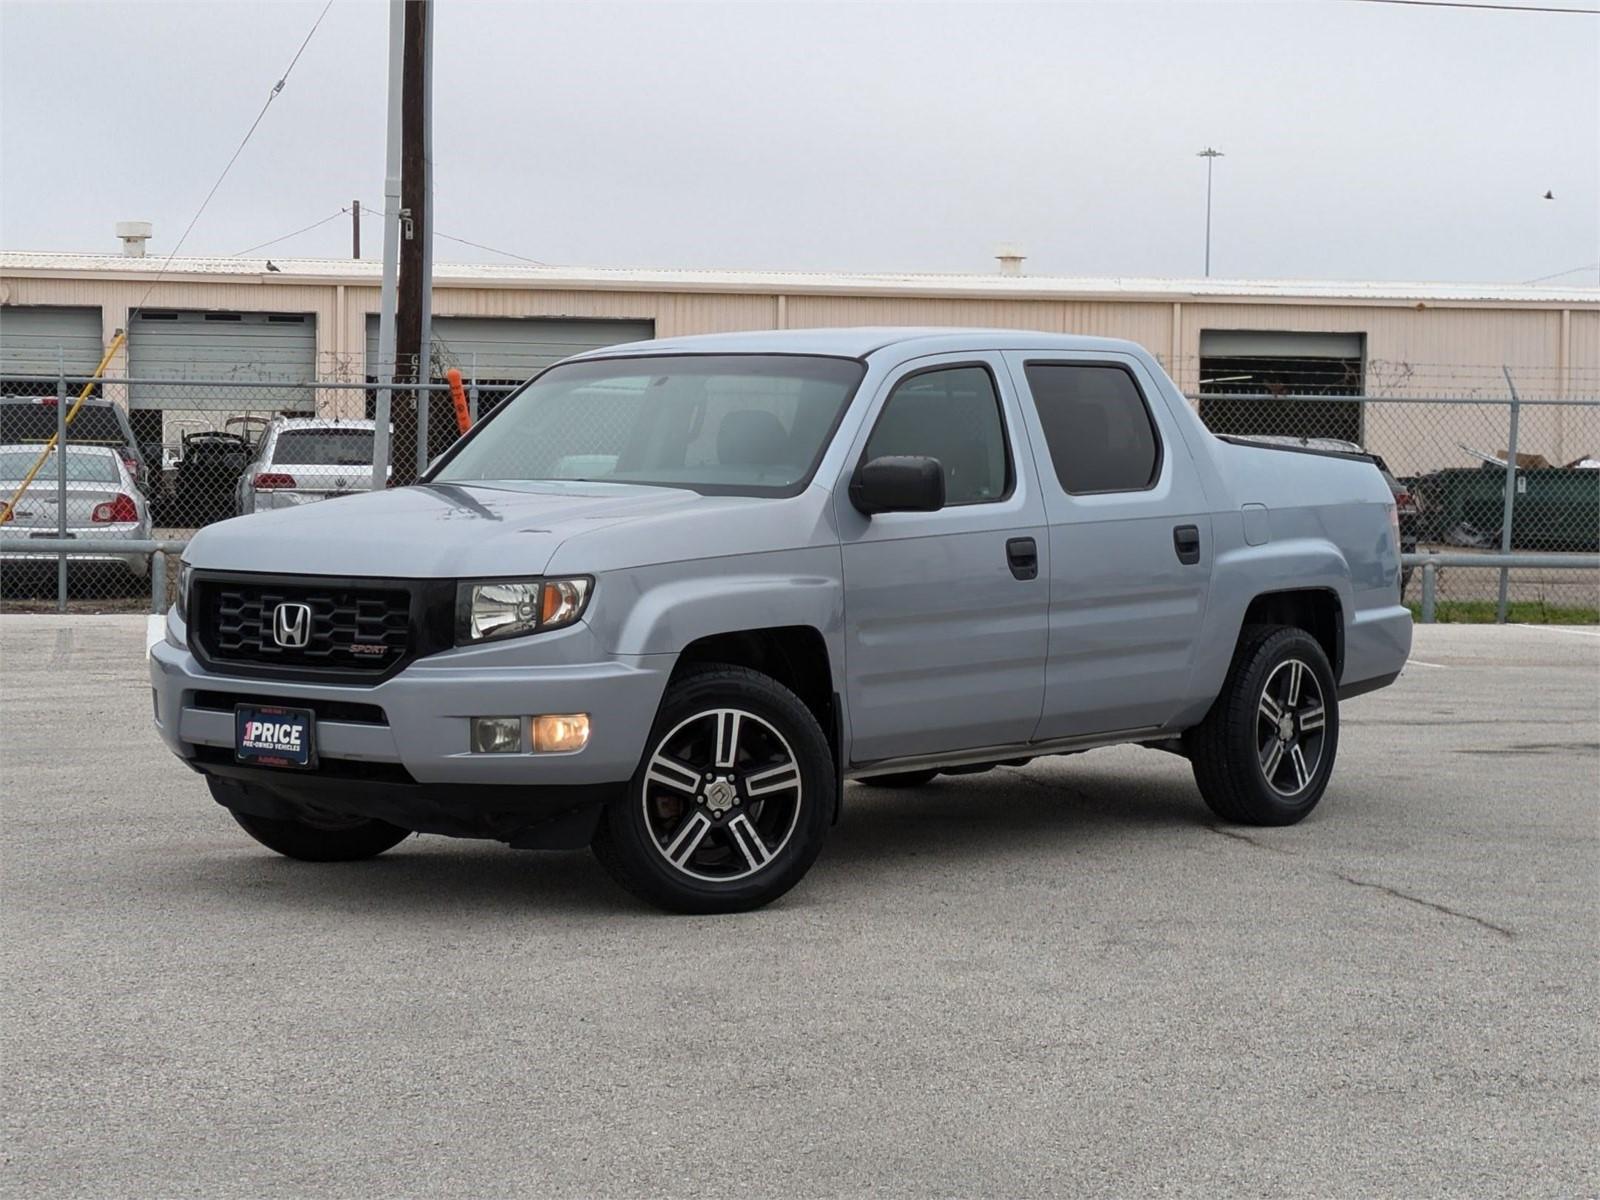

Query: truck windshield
[[432, 355, 865, 496]]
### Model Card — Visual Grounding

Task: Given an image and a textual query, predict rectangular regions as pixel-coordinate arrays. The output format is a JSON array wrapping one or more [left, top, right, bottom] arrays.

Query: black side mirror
[[849, 455, 945, 516]]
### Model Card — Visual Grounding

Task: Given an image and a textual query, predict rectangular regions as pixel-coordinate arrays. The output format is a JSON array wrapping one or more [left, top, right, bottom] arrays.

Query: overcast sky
[[1, 0, 1596, 285]]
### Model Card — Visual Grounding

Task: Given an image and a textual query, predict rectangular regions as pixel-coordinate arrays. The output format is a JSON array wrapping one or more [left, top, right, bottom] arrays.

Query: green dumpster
[[1414, 465, 1598, 552]]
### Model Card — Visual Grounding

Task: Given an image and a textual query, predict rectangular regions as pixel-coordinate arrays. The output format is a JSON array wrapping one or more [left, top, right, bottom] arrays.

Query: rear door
[[1002, 352, 1213, 739], [835, 355, 1049, 764]]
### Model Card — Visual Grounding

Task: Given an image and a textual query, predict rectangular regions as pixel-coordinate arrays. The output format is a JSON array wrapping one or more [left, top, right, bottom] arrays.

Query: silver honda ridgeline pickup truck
[[150, 329, 1412, 912]]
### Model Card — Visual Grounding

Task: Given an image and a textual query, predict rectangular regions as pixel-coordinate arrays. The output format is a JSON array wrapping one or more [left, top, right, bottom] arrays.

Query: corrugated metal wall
[[362, 313, 655, 378], [0, 305, 103, 376], [2, 269, 1594, 472]]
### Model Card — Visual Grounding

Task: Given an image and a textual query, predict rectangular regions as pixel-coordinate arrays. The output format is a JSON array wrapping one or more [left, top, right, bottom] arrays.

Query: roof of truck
[[574, 327, 1145, 360]]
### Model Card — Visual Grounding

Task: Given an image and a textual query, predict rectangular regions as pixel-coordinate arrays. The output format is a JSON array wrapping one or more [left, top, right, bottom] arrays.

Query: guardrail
[[1402, 552, 1600, 623], [0, 537, 186, 613]]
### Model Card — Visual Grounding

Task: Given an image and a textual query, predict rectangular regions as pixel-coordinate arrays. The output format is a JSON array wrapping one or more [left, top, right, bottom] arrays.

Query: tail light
[[92, 493, 139, 523], [118, 450, 140, 477], [1393, 487, 1418, 515], [253, 472, 297, 490]]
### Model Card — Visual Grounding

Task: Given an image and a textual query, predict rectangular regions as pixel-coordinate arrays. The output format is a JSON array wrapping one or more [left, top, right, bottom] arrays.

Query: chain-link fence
[[2, 363, 1596, 618], [1173, 357, 1600, 619]]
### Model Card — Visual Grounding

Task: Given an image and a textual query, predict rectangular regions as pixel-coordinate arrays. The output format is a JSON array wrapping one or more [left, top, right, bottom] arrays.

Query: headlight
[[174, 561, 192, 622], [456, 576, 592, 644]]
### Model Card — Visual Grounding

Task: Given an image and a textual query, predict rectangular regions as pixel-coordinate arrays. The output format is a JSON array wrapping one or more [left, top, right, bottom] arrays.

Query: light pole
[[1197, 147, 1224, 277]]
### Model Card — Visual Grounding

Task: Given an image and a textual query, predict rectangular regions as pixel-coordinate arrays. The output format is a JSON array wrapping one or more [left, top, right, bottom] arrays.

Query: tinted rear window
[[1024, 364, 1161, 494], [1, 403, 125, 445], [271, 429, 374, 466]]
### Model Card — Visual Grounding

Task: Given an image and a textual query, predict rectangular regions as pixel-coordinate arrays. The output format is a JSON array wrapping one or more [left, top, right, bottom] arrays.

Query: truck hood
[[185, 481, 716, 578]]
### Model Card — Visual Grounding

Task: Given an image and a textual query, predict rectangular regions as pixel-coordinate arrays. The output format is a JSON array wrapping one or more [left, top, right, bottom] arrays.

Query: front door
[[1001, 351, 1214, 740], [835, 355, 1049, 764]]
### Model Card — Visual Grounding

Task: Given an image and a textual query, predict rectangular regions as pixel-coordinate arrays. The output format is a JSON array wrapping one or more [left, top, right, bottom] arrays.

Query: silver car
[[235, 418, 377, 515], [1, 443, 151, 578]]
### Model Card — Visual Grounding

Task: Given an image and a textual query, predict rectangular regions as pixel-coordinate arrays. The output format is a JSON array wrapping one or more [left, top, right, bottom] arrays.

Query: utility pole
[[351, 199, 360, 259], [1197, 147, 1223, 278], [390, 0, 433, 486], [371, 1, 403, 491]]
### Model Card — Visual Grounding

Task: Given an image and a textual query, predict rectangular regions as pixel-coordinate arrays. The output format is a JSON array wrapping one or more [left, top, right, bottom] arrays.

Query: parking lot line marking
[[1406, 660, 1450, 669], [1513, 624, 1600, 638]]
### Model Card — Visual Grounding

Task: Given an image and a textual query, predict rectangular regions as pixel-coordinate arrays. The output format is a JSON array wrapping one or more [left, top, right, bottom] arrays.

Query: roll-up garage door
[[364, 315, 655, 386], [128, 310, 316, 412], [1197, 329, 1365, 443], [0, 306, 104, 392]]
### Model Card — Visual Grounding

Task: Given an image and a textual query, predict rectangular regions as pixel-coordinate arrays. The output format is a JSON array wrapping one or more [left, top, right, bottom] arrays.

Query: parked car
[[151, 329, 1412, 913], [1, 443, 151, 582], [173, 430, 254, 528], [0, 394, 148, 493], [1238, 435, 1421, 590], [235, 417, 377, 515]]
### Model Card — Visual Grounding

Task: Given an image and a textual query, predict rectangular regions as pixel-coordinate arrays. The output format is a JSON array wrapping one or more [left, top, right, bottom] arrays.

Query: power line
[[359, 202, 550, 266], [130, 0, 336, 312], [435, 231, 550, 266], [1342, 0, 1599, 14], [233, 208, 349, 257], [1522, 262, 1600, 283]]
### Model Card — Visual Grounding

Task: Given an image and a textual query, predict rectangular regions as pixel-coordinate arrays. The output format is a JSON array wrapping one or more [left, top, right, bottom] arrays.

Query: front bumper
[[149, 610, 672, 842]]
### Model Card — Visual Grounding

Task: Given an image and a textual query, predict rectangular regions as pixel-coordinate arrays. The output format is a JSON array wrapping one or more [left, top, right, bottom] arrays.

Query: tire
[[857, 769, 939, 789], [210, 779, 410, 862], [592, 664, 835, 914], [1185, 624, 1340, 826]]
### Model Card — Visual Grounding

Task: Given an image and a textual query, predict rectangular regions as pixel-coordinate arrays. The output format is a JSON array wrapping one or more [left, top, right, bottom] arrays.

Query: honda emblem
[[271, 602, 312, 649]]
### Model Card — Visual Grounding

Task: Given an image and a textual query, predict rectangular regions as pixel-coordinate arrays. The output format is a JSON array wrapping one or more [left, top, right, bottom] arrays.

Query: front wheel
[[592, 665, 835, 914], [1185, 625, 1340, 826]]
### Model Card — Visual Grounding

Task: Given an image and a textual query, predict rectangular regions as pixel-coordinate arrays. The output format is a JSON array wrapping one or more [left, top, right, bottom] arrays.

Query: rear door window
[[1023, 363, 1161, 494]]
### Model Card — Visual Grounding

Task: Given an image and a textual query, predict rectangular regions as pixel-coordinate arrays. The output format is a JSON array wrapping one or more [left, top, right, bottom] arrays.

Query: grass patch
[[1407, 600, 1600, 624]]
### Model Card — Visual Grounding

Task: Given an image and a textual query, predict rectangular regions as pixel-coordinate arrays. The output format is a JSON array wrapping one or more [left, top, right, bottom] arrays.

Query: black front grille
[[190, 573, 452, 683]]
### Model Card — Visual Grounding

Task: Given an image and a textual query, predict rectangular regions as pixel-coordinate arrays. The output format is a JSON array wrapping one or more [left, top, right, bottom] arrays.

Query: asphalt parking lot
[[2, 617, 1596, 1198]]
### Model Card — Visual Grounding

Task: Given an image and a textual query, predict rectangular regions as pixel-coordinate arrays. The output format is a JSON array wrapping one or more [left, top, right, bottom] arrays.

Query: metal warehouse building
[[1, 250, 1597, 476]]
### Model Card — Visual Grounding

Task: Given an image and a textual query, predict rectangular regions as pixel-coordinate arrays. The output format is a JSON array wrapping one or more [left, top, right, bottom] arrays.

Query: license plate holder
[[235, 704, 316, 769]]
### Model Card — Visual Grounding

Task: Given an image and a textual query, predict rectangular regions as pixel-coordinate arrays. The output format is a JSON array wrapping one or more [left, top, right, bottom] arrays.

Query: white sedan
[[0, 443, 152, 579]]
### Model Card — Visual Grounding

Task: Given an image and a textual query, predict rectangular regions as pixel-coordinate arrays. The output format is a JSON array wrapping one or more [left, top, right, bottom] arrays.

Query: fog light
[[470, 716, 523, 754], [532, 713, 590, 753]]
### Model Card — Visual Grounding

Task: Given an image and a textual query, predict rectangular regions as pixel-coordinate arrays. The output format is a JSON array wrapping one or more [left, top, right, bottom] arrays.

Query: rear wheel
[[1185, 625, 1339, 826], [593, 665, 834, 914]]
